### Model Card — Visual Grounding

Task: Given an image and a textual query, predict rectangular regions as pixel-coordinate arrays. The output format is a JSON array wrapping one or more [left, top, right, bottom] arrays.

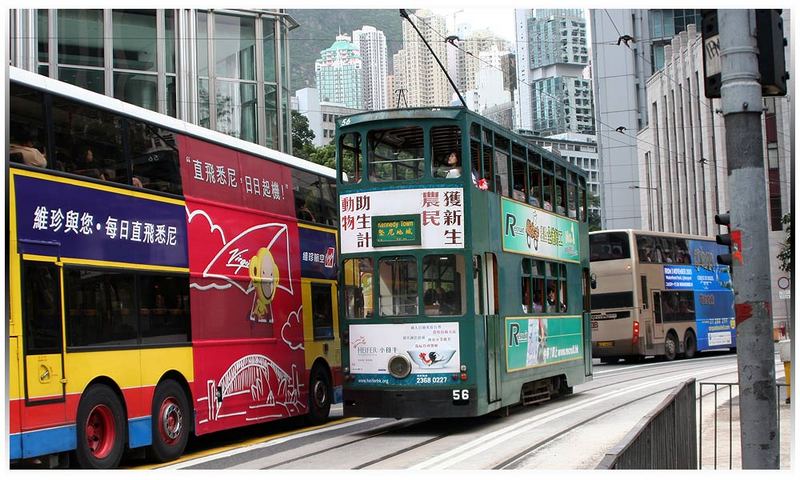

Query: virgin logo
[[324, 247, 335, 268]]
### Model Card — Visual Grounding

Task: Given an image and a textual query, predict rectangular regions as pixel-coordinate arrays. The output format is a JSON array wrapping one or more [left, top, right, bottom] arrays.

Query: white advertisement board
[[349, 322, 460, 375], [340, 187, 464, 253]]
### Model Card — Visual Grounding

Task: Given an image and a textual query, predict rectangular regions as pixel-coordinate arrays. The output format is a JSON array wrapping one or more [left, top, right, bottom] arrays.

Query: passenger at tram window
[[546, 285, 566, 313], [9, 126, 47, 168], [435, 151, 463, 179], [512, 184, 527, 202], [532, 292, 543, 313]]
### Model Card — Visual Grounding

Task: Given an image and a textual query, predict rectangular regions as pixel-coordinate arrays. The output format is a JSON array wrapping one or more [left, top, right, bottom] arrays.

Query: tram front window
[[378, 256, 418, 316], [368, 127, 424, 182]]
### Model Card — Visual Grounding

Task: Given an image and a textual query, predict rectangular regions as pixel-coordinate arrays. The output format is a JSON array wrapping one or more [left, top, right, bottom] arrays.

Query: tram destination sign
[[372, 214, 421, 247]]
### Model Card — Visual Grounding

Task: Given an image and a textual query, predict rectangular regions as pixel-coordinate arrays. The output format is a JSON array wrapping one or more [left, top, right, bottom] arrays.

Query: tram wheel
[[307, 365, 332, 425], [664, 333, 679, 361], [683, 331, 697, 359], [148, 379, 190, 463], [74, 384, 126, 469]]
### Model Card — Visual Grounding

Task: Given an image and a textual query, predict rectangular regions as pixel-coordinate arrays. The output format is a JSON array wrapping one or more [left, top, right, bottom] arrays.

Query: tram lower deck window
[[378, 257, 418, 316]]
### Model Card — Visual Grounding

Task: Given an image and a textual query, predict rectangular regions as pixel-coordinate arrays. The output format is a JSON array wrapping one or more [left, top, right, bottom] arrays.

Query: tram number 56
[[452, 389, 470, 405]]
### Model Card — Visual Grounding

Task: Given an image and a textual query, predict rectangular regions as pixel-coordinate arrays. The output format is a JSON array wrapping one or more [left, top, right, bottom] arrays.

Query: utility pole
[[718, 9, 779, 468]]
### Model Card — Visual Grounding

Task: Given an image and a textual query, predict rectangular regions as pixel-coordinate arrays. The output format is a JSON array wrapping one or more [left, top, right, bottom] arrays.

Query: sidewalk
[[698, 376, 792, 469]]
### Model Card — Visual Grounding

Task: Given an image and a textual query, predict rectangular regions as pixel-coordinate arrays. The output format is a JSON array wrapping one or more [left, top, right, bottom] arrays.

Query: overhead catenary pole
[[718, 9, 779, 468]]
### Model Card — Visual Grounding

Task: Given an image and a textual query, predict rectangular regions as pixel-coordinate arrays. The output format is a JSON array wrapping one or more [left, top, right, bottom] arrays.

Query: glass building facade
[[10, 9, 296, 152]]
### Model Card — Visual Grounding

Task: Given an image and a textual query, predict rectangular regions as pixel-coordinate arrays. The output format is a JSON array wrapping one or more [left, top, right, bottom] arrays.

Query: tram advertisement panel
[[501, 198, 580, 263], [505, 316, 583, 371], [339, 187, 465, 254], [348, 323, 460, 385]]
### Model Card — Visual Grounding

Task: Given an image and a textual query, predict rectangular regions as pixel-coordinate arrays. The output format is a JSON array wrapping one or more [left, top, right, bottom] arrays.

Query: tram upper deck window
[[378, 256, 418, 316], [339, 132, 361, 184], [368, 127, 423, 182], [590, 232, 631, 261], [431, 126, 462, 179], [494, 135, 510, 196], [422, 255, 465, 316], [128, 121, 181, 194]]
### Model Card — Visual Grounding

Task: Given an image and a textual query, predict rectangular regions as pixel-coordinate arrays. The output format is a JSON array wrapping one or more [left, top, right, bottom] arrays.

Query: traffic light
[[715, 212, 733, 265]]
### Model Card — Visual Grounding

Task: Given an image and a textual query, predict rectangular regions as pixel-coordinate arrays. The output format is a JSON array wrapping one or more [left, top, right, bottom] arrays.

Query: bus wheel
[[148, 379, 190, 463], [683, 331, 697, 359], [307, 365, 332, 425], [664, 333, 678, 361], [75, 384, 126, 469]]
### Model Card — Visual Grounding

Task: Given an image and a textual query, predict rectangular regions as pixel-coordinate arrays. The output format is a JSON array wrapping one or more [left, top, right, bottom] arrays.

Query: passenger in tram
[[546, 285, 566, 313], [9, 126, 47, 168], [435, 151, 463, 178]]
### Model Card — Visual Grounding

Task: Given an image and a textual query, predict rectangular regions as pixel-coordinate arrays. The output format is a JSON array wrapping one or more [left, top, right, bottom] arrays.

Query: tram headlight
[[388, 355, 412, 379]]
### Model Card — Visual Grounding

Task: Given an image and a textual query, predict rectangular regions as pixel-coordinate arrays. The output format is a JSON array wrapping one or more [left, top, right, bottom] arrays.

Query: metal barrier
[[698, 381, 790, 469], [597, 378, 697, 469]]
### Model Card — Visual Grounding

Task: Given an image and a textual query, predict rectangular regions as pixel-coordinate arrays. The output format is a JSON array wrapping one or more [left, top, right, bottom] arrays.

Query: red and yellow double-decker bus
[[8, 66, 340, 468]]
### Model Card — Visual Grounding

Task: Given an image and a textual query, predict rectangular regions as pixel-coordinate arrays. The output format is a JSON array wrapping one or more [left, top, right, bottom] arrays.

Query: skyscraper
[[352, 25, 388, 111], [394, 9, 451, 107], [515, 9, 594, 135], [315, 34, 363, 109]]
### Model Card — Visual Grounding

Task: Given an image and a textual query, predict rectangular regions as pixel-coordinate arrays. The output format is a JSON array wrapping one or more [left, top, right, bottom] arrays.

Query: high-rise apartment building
[[515, 9, 594, 136], [393, 9, 451, 107], [9, 9, 296, 151], [315, 34, 363, 109], [352, 25, 388, 111]]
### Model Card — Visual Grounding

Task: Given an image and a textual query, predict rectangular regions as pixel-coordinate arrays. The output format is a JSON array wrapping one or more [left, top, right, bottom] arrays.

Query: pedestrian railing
[[698, 381, 790, 469], [597, 378, 697, 469]]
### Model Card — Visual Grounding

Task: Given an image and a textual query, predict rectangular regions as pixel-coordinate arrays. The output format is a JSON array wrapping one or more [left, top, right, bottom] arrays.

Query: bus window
[[293, 169, 322, 223], [310, 283, 334, 339], [368, 127, 423, 182], [511, 157, 527, 202], [637, 235, 657, 263], [653, 291, 663, 324], [339, 132, 361, 184], [318, 176, 338, 226], [431, 126, 461, 179], [422, 254, 465, 316], [52, 96, 125, 183], [128, 121, 181, 194], [661, 291, 695, 323], [65, 269, 138, 348], [22, 261, 63, 354], [139, 274, 190, 345], [343, 258, 372, 319], [9, 84, 48, 169], [378, 257, 418, 316], [674, 238, 691, 264], [590, 231, 631, 261], [640, 275, 649, 309]]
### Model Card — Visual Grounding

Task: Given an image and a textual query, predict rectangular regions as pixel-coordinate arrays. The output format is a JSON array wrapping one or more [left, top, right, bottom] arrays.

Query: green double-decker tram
[[335, 107, 592, 418]]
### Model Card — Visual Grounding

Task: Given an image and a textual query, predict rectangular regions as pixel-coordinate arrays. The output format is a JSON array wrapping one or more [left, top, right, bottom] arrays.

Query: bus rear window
[[590, 232, 630, 261], [591, 291, 634, 310], [368, 127, 423, 182]]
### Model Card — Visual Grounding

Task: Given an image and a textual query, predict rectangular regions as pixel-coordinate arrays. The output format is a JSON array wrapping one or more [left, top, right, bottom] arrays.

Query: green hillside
[[287, 9, 404, 91]]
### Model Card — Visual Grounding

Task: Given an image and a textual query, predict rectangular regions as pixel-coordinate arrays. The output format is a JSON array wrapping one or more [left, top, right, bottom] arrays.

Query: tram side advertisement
[[506, 316, 584, 371], [349, 323, 460, 385]]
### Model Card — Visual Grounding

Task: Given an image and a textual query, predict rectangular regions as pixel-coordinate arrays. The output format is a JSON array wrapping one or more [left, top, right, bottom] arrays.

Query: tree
[[291, 111, 315, 159], [778, 213, 791, 272], [307, 144, 336, 169], [587, 192, 602, 232]]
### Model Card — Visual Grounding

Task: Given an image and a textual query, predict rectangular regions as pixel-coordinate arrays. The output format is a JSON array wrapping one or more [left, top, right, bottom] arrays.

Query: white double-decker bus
[[589, 230, 736, 363]]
